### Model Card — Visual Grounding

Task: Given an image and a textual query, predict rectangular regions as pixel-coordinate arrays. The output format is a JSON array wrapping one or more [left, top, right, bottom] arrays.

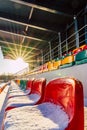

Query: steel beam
[[0, 29, 47, 42], [10, 0, 72, 17], [0, 17, 57, 33]]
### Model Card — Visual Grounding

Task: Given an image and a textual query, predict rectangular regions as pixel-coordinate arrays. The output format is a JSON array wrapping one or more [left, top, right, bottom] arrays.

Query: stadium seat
[[53, 59, 61, 69], [20, 80, 27, 90], [3, 77, 84, 130], [43, 77, 84, 130], [75, 49, 87, 65], [48, 61, 54, 71], [15, 79, 20, 86], [83, 44, 87, 50], [72, 47, 82, 56], [26, 78, 35, 94], [80, 44, 87, 50], [5, 78, 46, 111], [60, 54, 75, 69]]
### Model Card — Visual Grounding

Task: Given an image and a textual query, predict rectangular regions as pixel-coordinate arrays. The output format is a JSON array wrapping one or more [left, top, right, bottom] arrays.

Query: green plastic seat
[[75, 50, 87, 65]]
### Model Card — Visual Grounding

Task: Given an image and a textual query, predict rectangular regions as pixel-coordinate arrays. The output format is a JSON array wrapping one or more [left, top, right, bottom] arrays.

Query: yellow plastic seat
[[61, 55, 74, 65], [48, 62, 54, 71], [53, 60, 61, 69]]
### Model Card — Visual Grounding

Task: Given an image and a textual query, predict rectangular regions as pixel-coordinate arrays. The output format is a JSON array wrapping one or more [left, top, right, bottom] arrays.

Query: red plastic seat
[[2, 78, 84, 130], [42, 77, 84, 130], [73, 48, 82, 56], [26, 78, 35, 94], [83, 45, 87, 50], [5, 78, 46, 111], [30, 78, 46, 104]]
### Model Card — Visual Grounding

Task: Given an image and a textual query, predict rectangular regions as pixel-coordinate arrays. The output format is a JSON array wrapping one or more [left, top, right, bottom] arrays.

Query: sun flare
[[15, 57, 28, 68]]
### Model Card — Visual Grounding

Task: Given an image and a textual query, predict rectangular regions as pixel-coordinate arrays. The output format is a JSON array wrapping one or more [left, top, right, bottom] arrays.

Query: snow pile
[[6, 81, 41, 107], [6, 94, 41, 108], [4, 102, 69, 130], [8, 81, 31, 97], [8, 89, 31, 97]]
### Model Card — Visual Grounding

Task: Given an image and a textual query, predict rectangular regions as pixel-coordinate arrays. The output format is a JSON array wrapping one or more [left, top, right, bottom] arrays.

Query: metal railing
[[43, 25, 87, 63], [14, 24, 87, 77]]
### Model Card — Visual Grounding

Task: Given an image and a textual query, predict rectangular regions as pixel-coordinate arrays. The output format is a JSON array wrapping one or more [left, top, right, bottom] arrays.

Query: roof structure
[[0, 0, 86, 62]]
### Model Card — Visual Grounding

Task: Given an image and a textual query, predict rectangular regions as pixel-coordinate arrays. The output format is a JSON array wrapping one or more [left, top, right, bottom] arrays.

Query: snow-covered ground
[[0, 81, 87, 130], [0, 84, 9, 129]]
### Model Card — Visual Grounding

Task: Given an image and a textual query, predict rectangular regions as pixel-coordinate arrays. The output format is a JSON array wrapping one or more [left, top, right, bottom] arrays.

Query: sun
[[16, 57, 25, 63], [15, 57, 28, 66], [15, 57, 29, 71]]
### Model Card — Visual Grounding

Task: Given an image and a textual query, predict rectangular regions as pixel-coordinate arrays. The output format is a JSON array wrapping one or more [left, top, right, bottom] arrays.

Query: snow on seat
[[42, 77, 84, 130], [8, 81, 23, 93], [3, 103, 69, 130], [8, 79, 35, 98], [2, 77, 84, 130], [5, 78, 46, 111]]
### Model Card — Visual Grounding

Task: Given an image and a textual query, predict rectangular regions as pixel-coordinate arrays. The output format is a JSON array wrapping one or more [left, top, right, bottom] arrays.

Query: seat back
[[82, 44, 87, 50], [15, 79, 20, 85], [43, 77, 84, 130], [30, 78, 46, 104], [73, 48, 82, 55], [26, 78, 35, 93], [61, 55, 74, 65]]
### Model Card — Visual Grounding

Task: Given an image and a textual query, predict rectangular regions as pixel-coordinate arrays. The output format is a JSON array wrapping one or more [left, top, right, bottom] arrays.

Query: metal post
[[58, 32, 62, 57], [41, 49, 43, 65], [85, 5, 87, 44], [74, 16, 79, 48], [65, 31, 68, 53], [49, 42, 52, 61], [21, 7, 34, 44]]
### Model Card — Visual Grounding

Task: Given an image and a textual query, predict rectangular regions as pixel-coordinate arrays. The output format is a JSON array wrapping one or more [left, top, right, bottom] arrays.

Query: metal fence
[[42, 24, 87, 63]]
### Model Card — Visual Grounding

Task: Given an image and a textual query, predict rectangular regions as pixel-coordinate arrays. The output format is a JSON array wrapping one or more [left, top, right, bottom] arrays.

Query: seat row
[[0, 82, 10, 94], [2, 77, 84, 130], [29, 44, 87, 74]]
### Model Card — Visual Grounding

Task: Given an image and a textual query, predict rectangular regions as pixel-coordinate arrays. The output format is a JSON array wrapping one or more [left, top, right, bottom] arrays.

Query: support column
[[84, 5, 87, 44], [58, 32, 62, 57], [41, 50, 43, 65], [65, 31, 68, 53], [74, 16, 79, 48], [49, 42, 52, 61]]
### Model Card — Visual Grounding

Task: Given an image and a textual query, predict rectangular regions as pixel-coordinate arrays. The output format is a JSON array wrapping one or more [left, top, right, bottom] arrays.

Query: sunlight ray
[[0, 32, 16, 59]]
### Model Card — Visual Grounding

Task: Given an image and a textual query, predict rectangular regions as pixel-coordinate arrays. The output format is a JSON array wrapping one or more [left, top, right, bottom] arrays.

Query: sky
[[0, 47, 29, 75]]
